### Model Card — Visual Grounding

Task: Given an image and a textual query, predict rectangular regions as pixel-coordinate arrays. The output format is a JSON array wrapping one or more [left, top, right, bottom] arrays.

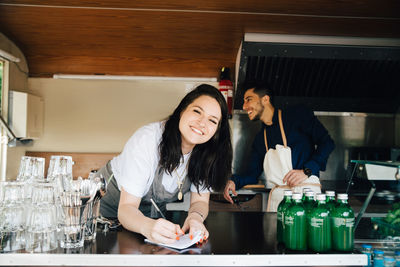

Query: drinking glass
[[0, 203, 25, 252], [47, 156, 73, 179], [84, 199, 100, 241], [16, 156, 45, 182], [25, 204, 58, 252], [58, 204, 86, 249], [30, 181, 58, 205], [0, 181, 25, 204], [47, 156, 74, 193]]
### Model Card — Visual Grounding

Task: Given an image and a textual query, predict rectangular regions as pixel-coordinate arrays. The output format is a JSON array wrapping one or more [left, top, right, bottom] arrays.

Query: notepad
[[144, 230, 202, 250]]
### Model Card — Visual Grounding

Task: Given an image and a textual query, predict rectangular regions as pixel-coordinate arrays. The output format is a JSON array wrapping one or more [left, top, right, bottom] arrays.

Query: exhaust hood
[[234, 34, 400, 113]]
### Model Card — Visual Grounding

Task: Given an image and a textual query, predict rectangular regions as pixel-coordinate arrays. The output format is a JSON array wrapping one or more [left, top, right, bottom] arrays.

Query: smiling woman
[[96, 83, 233, 245]]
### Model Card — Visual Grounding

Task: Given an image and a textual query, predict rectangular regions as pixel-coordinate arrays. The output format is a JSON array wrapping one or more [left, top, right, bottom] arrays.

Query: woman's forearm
[[188, 200, 209, 222], [118, 204, 154, 236]]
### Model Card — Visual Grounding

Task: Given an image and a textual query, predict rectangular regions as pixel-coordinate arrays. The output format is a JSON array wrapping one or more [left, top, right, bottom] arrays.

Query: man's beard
[[249, 103, 264, 121]]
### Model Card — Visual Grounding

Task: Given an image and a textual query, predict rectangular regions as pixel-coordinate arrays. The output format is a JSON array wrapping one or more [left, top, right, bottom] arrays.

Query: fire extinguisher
[[218, 67, 233, 118]]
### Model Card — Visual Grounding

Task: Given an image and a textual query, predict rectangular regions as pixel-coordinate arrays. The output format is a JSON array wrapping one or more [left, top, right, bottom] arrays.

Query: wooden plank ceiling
[[0, 0, 399, 78]]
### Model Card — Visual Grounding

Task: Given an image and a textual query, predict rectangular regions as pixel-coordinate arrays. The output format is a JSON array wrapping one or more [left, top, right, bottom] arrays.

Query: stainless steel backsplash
[[232, 111, 397, 182]]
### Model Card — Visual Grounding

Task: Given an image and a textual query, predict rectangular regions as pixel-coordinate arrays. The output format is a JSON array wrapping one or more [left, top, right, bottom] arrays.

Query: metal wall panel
[[232, 111, 395, 183]]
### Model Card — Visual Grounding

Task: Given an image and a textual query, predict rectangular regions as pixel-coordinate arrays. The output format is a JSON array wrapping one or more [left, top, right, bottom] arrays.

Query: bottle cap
[[283, 190, 293, 196], [373, 250, 384, 255], [316, 193, 326, 201], [383, 256, 395, 262], [302, 188, 311, 193], [325, 191, 335, 197], [337, 193, 348, 200], [305, 191, 315, 197], [362, 244, 372, 248], [292, 193, 302, 200]]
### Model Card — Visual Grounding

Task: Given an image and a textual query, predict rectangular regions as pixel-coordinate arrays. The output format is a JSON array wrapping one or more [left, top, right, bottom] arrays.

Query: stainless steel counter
[[0, 211, 367, 266]]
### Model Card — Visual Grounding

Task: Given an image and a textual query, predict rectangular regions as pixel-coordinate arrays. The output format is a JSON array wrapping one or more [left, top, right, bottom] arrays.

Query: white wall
[[4, 78, 217, 178], [27, 79, 218, 153]]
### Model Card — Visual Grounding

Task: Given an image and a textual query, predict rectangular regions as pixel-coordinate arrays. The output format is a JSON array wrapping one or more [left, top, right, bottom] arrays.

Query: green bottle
[[331, 193, 354, 252], [277, 190, 293, 243], [308, 193, 332, 252], [303, 191, 316, 215], [325, 190, 336, 212], [303, 191, 315, 247], [301, 188, 311, 202], [284, 192, 307, 250]]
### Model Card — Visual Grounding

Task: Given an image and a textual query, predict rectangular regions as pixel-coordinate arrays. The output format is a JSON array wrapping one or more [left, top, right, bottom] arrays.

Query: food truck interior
[[0, 0, 399, 210], [0, 1, 400, 266]]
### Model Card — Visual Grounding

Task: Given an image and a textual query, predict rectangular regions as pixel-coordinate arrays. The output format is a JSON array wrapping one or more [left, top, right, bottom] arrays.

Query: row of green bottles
[[279, 191, 354, 252]]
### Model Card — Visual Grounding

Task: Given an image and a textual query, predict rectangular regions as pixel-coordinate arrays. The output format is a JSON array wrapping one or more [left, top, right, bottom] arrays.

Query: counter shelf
[[0, 212, 366, 267]]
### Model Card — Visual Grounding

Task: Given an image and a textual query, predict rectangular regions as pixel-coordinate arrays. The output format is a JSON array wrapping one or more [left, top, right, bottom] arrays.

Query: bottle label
[[310, 218, 324, 227], [284, 215, 294, 225], [333, 217, 355, 227]]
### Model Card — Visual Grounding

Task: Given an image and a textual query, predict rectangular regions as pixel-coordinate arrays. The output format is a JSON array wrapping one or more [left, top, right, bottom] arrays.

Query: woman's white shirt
[[110, 121, 210, 198]]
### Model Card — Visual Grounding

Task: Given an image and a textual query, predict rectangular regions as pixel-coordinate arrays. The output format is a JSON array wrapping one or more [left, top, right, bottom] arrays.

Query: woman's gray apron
[[99, 161, 191, 219]]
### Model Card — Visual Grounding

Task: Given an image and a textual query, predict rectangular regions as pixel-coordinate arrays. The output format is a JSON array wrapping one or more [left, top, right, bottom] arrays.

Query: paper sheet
[[144, 231, 202, 250]]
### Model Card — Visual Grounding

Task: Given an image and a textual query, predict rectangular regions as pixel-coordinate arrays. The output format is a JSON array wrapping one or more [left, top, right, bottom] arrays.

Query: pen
[[150, 198, 166, 219]]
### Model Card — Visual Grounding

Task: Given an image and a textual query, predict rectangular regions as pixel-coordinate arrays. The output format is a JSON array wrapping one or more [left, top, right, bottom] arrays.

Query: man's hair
[[159, 84, 233, 192], [243, 81, 274, 102]]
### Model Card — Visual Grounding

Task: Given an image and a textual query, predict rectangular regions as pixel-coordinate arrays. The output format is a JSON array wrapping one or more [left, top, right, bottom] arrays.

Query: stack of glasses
[[25, 180, 59, 252], [0, 155, 103, 253], [0, 181, 26, 252]]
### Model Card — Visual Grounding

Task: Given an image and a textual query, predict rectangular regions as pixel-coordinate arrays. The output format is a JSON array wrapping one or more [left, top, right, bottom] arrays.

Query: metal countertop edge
[[0, 253, 367, 266]]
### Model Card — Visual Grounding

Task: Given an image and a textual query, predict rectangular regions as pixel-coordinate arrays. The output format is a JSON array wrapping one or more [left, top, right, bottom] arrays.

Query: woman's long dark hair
[[159, 84, 232, 192]]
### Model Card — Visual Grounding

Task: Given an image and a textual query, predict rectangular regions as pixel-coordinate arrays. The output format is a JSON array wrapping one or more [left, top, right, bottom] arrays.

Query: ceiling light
[[53, 74, 217, 82]]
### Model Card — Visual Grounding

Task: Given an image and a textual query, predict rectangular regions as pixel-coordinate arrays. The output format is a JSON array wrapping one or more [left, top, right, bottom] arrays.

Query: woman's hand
[[143, 218, 183, 244], [182, 192, 210, 243], [283, 169, 308, 187], [182, 212, 209, 243], [118, 187, 183, 244]]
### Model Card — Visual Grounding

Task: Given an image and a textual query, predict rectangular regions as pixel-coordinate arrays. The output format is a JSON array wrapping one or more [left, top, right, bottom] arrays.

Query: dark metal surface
[[84, 212, 279, 255], [70, 211, 360, 255]]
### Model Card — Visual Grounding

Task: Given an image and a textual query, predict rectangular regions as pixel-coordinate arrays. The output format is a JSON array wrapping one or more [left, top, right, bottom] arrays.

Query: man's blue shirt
[[231, 105, 335, 189]]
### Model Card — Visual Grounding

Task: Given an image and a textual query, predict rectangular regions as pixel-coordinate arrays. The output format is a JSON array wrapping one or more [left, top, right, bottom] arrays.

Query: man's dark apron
[[98, 161, 191, 219]]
